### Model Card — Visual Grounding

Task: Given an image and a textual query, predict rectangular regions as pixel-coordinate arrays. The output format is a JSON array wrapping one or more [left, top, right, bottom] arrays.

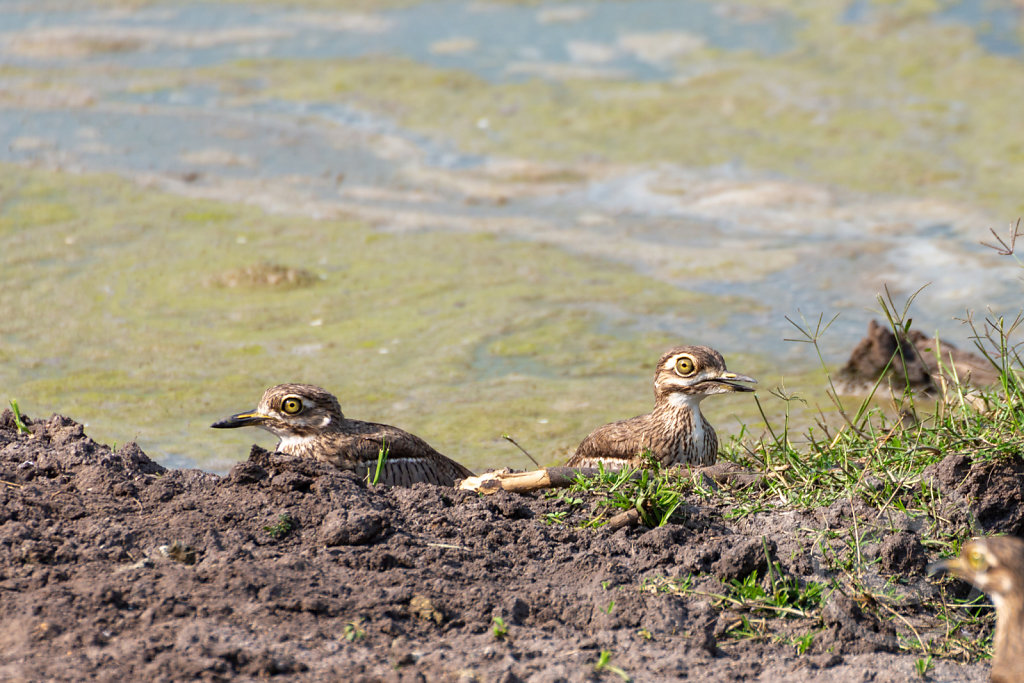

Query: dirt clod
[[819, 593, 899, 655], [879, 531, 926, 575]]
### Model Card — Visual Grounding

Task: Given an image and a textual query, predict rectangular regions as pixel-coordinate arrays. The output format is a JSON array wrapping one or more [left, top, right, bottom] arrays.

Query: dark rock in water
[[834, 319, 999, 395]]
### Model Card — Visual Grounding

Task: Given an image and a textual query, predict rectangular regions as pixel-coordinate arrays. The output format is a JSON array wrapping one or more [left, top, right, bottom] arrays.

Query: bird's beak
[[210, 410, 270, 429], [927, 557, 965, 578], [711, 371, 758, 392]]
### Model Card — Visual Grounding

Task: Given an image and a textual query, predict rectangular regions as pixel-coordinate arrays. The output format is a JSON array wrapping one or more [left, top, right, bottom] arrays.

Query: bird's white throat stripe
[[278, 434, 315, 451], [667, 392, 706, 409]]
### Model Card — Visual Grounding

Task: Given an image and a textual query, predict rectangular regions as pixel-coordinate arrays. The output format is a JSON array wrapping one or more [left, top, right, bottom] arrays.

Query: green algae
[[190, 1, 1024, 221], [0, 163, 782, 472]]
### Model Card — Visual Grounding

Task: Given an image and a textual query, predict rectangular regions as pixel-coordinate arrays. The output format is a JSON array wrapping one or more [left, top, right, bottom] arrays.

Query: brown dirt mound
[[0, 411, 996, 681], [834, 319, 999, 395]]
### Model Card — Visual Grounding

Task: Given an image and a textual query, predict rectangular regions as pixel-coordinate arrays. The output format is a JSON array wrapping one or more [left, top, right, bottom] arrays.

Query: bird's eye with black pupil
[[675, 357, 696, 376], [281, 397, 303, 415], [967, 549, 988, 571]]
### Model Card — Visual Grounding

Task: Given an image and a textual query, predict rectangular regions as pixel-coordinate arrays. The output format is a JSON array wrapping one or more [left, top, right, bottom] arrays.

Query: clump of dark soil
[[0, 411, 1001, 681]]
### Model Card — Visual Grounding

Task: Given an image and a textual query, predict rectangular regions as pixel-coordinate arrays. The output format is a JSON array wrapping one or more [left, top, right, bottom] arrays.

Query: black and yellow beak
[[710, 371, 758, 392], [927, 556, 966, 578], [211, 410, 269, 429]]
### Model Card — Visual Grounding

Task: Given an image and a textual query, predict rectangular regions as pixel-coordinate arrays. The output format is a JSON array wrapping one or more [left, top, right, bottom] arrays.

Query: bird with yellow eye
[[931, 536, 1024, 683], [567, 345, 756, 470], [212, 383, 473, 487]]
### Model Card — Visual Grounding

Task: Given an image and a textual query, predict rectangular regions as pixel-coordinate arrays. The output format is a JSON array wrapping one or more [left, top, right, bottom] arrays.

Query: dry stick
[[1, 480, 23, 489], [460, 466, 605, 494], [459, 463, 764, 494], [426, 542, 473, 551], [849, 496, 864, 579], [501, 434, 542, 469], [877, 600, 930, 656]]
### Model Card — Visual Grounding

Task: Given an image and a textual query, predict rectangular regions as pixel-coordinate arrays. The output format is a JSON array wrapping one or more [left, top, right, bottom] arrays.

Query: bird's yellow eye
[[967, 549, 988, 571], [675, 356, 696, 376], [281, 397, 303, 415]]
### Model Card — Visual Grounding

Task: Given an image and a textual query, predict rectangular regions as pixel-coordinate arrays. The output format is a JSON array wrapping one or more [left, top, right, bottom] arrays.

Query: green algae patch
[[0, 163, 781, 472], [196, 2, 1024, 221]]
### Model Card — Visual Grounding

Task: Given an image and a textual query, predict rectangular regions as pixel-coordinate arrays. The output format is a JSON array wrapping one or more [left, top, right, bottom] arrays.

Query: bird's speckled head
[[931, 536, 1024, 609], [653, 346, 756, 401], [210, 383, 344, 438]]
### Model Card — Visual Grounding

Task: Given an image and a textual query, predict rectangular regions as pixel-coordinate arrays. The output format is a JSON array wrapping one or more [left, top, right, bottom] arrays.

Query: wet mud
[[0, 410, 1000, 681]]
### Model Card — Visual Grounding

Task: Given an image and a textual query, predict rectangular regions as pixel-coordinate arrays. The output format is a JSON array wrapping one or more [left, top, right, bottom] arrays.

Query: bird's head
[[930, 536, 1024, 610], [653, 345, 757, 404], [211, 383, 343, 437]]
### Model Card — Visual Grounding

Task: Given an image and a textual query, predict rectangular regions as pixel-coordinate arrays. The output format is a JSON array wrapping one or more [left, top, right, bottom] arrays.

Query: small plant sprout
[[343, 619, 365, 642], [263, 513, 296, 540], [491, 616, 508, 640], [542, 511, 568, 525], [9, 399, 30, 435], [594, 650, 631, 682], [371, 438, 389, 485], [639, 574, 695, 596], [795, 632, 814, 655], [914, 655, 933, 678]]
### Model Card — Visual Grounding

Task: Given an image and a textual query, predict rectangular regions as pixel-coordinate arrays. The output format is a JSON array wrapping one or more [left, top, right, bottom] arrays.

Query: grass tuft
[[708, 289, 1024, 664], [9, 399, 30, 435], [594, 650, 631, 682], [567, 453, 690, 528]]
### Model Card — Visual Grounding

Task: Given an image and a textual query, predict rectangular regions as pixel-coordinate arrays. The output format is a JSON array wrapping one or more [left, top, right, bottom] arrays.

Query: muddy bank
[[0, 410, 1000, 681]]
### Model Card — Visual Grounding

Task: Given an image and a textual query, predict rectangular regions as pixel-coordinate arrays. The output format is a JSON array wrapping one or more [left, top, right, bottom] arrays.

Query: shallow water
[[2, 0, 1023, 471], [1, 0, 794, 79]]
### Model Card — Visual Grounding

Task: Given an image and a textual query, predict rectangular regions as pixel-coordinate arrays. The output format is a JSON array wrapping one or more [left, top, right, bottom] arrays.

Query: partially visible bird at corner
[[930, 536, 1024, 683], [211, 383, 473, 487], [567, 345, 756, 471]]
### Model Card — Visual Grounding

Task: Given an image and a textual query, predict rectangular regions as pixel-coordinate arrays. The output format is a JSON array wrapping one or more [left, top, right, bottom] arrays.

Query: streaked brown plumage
[[211, 383, 472, 486], [931, 536, 1024, 683], [566, 346, 755, 470]]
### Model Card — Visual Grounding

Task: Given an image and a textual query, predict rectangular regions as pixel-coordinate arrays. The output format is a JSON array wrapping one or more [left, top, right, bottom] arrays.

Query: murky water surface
[[1, 0, 794, 78], [2, 0, 1023, 470]]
